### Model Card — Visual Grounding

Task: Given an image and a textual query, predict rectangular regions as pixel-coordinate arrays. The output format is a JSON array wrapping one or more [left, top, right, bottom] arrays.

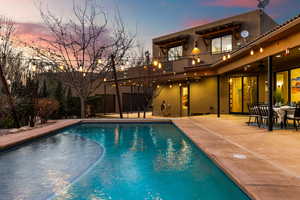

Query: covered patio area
[[214, 14, 300, 131]]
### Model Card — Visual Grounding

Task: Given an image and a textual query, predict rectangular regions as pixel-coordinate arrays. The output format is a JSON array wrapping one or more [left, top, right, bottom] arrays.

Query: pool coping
[[1, 118, 295, 200]]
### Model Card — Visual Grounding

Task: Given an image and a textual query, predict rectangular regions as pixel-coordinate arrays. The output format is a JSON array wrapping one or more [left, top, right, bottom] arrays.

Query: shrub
[[35, 98, 59, 124]]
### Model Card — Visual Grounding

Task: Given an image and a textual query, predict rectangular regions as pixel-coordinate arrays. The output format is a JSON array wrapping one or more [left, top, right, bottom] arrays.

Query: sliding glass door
[[230, 76, 258, 113]]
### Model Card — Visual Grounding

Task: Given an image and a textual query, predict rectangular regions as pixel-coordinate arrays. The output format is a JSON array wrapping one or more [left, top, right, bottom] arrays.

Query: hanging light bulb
[[179, 83, 182, 87], [227, 54, 231, 59], [59, 65, 64, 70], [157, 85, 160, 89], [192, 60, 196, 65], [192, 41, 201, 55], [285, 48, 290, 55], [260, 47, 264, 53], [223, 56, 227, 61], [169, 84, 173, 88], [250, 50, 254, 56], [104, 78, 107, 82], [158, 62, 162, 69], [97, 59, 102, 64], [197, 57, 201, 63], [153, 60, 158, 66]]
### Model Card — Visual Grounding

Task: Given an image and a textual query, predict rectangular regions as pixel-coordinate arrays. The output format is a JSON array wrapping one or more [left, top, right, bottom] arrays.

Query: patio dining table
[[273, 106, 296, 128]]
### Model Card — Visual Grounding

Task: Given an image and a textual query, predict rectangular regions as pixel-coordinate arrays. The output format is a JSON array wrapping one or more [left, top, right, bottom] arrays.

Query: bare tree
[[34, 0, 134, 118], [0, 17, 21, 127]]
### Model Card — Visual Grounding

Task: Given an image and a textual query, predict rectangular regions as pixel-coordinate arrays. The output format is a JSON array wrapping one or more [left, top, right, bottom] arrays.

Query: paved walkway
[[173, 115, 300, 200], [0, 120, 80, 150]]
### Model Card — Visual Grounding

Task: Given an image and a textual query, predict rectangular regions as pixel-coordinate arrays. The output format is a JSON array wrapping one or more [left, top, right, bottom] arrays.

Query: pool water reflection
[[0, 123, 250, 200]]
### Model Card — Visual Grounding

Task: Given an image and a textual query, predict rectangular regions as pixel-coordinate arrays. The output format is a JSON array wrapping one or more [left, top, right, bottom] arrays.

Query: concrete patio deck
[[173, 115, 300, 200]]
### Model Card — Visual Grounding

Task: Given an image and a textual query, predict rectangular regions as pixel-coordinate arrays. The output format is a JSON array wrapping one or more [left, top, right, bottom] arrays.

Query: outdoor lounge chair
[[286, 104, 300, 131]]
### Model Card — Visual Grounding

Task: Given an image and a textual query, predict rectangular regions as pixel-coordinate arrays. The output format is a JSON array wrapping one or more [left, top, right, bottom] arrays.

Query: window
[[276, 71, 289, 104], [168, 46, 183, 61], [211, 35, 232, 54], [291, 68, 300, 103]]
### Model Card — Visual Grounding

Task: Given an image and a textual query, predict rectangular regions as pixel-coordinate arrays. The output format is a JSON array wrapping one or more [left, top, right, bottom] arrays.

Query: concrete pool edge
[[173, 118, 300, 200], [0, 119, 172, 151]]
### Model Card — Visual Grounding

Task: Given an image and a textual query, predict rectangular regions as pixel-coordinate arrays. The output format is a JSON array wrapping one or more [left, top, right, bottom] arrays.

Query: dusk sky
[[1, 0, 300, 51]]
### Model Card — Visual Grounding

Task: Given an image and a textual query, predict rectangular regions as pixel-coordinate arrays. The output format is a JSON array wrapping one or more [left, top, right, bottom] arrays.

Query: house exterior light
[[192, 60, 196, 65], [153, 60, 158, 66], [158, 63, 162, 69], [192, 41, 201, 55], [250, 50, 254, 55], [260, 47, 264, 53], [223, 56, 227, 61]]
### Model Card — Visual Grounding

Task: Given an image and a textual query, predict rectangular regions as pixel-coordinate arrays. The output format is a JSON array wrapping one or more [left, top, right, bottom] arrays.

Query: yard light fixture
[[250, 50, 254, 56]]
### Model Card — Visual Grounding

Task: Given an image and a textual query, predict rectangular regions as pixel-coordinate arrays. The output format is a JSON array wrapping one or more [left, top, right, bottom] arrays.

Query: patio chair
[[259, 105, 278, 127], [286, 104, 300, 131], [247, 104, 261, 127]]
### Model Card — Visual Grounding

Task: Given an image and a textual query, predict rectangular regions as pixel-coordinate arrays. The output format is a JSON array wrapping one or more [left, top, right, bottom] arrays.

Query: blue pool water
[[0, 123, 250, 200]]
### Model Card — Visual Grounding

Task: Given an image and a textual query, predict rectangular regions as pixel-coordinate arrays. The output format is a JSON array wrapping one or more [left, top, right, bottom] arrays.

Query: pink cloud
[[202, 0, 284, 8], [184, 18, 214, 28], [13, 22, 52, 47]]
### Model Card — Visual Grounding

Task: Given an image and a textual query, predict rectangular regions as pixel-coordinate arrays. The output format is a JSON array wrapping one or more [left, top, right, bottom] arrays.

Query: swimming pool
[[0, 123, 250, 200]]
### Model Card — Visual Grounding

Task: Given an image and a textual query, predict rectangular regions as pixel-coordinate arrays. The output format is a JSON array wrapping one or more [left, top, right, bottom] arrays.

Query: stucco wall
[[190, 77, 218, 115], [153, 85, 181, 117]]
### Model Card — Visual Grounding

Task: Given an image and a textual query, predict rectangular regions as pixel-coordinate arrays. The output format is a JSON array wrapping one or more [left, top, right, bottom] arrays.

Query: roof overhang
[[195, 22, 241, 39], [212, 14, 300, 74], [153, 35, 190, 48]]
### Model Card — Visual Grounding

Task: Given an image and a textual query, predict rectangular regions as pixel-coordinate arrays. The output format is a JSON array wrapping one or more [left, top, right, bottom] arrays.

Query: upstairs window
[[211, 35, 232, 54], [168, 46, 183, 61]]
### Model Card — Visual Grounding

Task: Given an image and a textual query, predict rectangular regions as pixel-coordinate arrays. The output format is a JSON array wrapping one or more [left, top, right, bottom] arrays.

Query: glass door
[[180, 86, 189, 116], [243, 77, 258, 112], [230, 77, 242, 113], [230, 76, 258, 113]]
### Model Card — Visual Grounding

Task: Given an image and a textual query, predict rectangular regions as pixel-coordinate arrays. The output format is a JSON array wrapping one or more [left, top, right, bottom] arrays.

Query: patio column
[[217, 75, 221, 118], [268, 56, 273, 131]]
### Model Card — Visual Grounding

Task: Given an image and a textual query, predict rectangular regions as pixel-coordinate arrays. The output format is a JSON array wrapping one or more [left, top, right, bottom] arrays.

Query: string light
[[197, 58, 201, 63], [104, 78, 107, 82], [153, 60, 158, 66], [227, 54, 231, 59], [169, 84, 173, 88], [158, 62, 162, 69], [285, 48, 290, 55], [192, 60, 196, 65], [259, 47, 264, 53], [250, 50, 254, 56], [223, 56, 226, 61]]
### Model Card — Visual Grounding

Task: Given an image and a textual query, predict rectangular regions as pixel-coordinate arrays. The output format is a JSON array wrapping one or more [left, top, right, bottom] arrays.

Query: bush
[[35, 98, 59, 124]]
